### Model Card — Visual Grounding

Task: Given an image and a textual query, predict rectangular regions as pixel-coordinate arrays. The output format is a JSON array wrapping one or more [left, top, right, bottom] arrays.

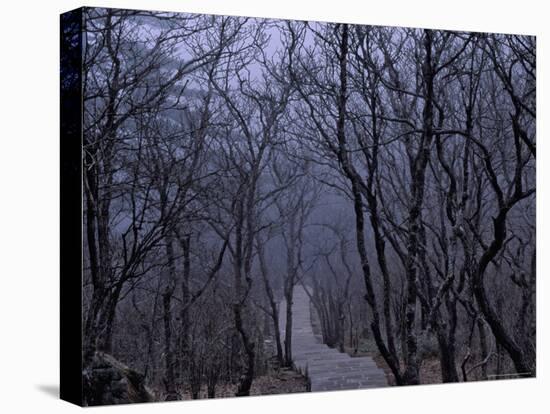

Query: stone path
[[280, 286, 388, 392]]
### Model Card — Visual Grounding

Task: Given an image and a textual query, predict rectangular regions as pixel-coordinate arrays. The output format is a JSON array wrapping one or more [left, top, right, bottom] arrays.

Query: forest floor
[[370, 353, 442, 385], [344, 338, 442, 385], [308, 300, 441, 386], [178, 368, 308, 399]]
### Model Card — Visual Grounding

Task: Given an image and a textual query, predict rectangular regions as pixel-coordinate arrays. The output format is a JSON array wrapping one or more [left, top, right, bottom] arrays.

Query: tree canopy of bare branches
[[62, 7, 535, 405]]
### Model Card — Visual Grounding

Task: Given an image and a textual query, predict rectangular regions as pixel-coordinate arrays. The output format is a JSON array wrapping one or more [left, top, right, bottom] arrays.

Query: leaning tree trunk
[[330, 23, 404, 384], [472, 207, 535, 375]]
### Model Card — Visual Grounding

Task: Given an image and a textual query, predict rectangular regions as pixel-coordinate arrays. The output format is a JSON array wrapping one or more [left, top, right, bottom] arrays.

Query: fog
[[62, 7, 536, 405]]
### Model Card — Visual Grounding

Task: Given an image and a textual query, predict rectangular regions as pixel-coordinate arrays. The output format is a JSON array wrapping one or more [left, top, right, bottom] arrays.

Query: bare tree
[[77, 11, 535, 404]]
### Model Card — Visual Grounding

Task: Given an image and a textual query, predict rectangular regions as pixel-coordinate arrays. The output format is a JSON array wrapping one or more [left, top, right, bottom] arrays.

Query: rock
[[83, 352, 154, 406]]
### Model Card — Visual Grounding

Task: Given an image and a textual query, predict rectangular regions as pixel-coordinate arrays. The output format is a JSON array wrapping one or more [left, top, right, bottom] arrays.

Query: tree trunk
[[435, 323, 459, 382], [179, 233, 191, 379], [257, 240, 284, 366], [477, 319, 489, 380], [351, 181, 404, 384], [283, 282, 294, 366], [473, 208, 535, 375], [233, 200, 256, 397], [162, 235, 178, 401], [234, 304, 255, 396]]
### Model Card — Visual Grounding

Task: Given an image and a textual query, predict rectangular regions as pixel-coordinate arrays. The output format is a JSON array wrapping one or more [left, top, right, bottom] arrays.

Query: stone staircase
[[280, 286, 388, 392]]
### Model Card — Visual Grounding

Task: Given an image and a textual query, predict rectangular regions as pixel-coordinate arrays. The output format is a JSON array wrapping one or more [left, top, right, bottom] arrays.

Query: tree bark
[[162, 234, 178, 400]]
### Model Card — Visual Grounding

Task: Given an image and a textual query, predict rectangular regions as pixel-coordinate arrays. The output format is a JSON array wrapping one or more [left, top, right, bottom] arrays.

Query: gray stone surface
[[280, 286, 388, 392]]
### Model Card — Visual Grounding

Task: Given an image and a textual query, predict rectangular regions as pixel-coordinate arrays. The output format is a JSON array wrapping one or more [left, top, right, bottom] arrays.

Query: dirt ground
[[371, 354, 442, 385], [177, 368, 309, 400], [344, 338, 443, 386]]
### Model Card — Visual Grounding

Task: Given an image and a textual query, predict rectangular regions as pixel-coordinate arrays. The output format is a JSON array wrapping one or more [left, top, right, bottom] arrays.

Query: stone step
[[311, 372, 388, 381], [280, 286, 388, 392], [306, 362, 380, 372]]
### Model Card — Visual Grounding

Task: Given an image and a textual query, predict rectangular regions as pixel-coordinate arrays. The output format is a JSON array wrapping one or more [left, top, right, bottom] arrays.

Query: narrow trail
[[280, 286, 388, 392]]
